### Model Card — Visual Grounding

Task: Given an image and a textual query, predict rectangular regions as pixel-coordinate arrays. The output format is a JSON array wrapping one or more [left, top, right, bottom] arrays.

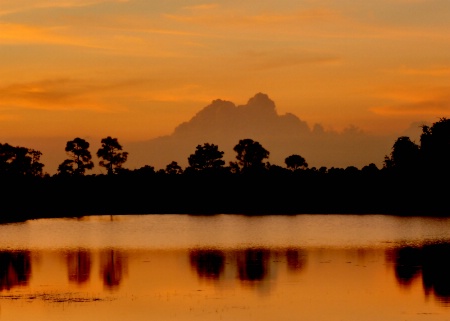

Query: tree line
[[1, 117, 450, 220], [1, 117, 450, 178]]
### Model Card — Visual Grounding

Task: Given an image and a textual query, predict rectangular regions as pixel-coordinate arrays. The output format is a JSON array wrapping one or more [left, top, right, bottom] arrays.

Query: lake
[[1, 214, 450, 320]]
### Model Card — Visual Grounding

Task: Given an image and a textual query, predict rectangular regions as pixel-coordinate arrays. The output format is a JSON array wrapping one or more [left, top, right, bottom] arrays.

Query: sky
[[1, 0, 450, 173]]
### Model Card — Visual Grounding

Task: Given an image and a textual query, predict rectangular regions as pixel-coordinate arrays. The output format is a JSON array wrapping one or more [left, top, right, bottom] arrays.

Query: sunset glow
[[1, 0, 450, 172]]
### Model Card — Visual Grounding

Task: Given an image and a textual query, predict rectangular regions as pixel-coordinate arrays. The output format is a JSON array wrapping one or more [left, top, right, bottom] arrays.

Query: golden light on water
[[1, 215, 450, 320]]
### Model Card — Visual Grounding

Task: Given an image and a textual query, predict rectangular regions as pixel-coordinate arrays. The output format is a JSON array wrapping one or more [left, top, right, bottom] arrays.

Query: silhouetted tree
[[0, 143, 44, 177], [97, 136, 128, 175], [165, 161, 183, 174], [187, 143, 225, 171], [345, 166, 359, 173], [362, 163, 379, 174], [58, 138, 94, 176], [420, 118, 450, 170], [57, 159, 75, 176], [230, 139, 269, 173], [133, 165, 155, 176], [285, 154, 308, 171], [384, 136, 420, 171]]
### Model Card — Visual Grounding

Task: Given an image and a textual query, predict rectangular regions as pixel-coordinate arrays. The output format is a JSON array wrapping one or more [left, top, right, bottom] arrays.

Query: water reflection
[[388, 243, 450, 304], [189, 249, 225, 280], [100, 250, 127, 290], [286, 249, 306, 272], [189, 248, 306, 286], [1, 244, 450, 320], [0, 251, 31, 291], [237, 249, 270, 282], [66, 249, 91, 284], [3, 215, 450, 320]]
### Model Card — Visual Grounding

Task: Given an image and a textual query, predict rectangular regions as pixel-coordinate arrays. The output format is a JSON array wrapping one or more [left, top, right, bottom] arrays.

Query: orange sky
[[1, 0, 450, 172]]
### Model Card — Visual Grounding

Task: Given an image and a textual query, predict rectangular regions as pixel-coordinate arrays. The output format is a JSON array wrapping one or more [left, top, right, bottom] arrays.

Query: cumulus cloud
[[127, 93, 396, 171]]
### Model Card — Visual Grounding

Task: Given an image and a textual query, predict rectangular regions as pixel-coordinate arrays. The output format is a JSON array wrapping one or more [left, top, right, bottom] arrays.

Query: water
[[1, 214, 450, 320]]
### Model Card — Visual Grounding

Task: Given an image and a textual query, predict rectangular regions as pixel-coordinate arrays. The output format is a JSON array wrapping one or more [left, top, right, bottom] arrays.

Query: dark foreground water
[[1, 214, 450, 320]]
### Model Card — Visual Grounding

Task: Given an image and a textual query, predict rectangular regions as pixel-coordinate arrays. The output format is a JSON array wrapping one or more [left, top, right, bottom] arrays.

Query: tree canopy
[[165, 161, 184, 175], [420, 117, 450, 170], [285, 154, 308, 171], [187, 143, 225, 171], [97, 136, 128, 175], [231, 139, 269, 173], [58, 138, 94, 176], [0, 143, 44, 177], [383, 136, 420, 171]]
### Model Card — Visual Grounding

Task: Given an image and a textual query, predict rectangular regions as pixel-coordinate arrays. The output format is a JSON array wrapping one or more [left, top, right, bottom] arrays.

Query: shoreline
[[1, 170, 449, 224]]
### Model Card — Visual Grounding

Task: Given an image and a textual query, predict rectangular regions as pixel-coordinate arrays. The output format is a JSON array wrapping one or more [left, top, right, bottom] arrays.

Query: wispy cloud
[[0, 77, 210, 114], [372, 100, 450, 116], [182, 4, 220, 11], [164, 7, 340, 27], [0, 113, 21, 122], [0, 78, 140, 112], [371, 87, 450, 116], [0, 23, 105, 49], [0, 22, 195, 58], [162, 5, 450, 42], [398, 66, 450, 76], [238, 49, 341, 71], [0, 0, 130, 16]]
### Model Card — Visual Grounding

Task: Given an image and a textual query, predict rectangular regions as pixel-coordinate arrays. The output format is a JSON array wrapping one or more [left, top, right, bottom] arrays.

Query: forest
[[1, 118, 450, 222]]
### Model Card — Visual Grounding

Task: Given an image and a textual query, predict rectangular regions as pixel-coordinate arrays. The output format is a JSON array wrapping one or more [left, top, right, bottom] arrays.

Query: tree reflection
[[422, 244, 450, 302], [237, 249, 270, 282], [67, 250, 91, 284], [0, 251, 31, 291], [189, 249, 225, 280], [100, 250, 126, 290], [388, 246, 422, 287], [286, 249, 306, 272], [390, 244, 450, 304]]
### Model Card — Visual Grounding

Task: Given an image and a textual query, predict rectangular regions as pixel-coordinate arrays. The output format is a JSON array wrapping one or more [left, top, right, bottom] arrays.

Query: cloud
[[398, 66, 450, 76], [0, 23, 110, 50], [0, 0, 130, 16], [372, 100, 450, 116], [0, 22, 194, 59], [0, 77, 211, 117], [0, 78, 142, 112], [127, 93, 395, 171], [182, 4, 220, 11], [238, 49, 341, 71], [0, 113, 21, 122], [371, 86, 450, 116], [162, 4, 450, 42], [164, 7, 341, 28]]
